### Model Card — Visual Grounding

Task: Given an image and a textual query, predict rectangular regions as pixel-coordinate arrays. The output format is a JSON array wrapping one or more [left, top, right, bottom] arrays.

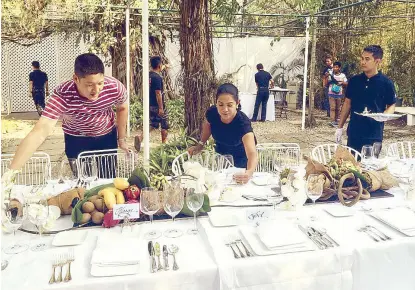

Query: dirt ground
[[2, 109, 415, 165]]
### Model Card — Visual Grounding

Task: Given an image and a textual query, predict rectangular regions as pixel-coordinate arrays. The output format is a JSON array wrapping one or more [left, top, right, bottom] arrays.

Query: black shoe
[[134, 135, 141, 152]]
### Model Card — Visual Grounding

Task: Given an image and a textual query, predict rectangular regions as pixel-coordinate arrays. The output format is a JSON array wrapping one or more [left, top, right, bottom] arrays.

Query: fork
[[49, 255, 59, 284], [56, 254, 66, 283], [64, 249, 74, 282], [236, 239, 254, 257], [366, 225, 391, 241], [358, 227, 380, 242]]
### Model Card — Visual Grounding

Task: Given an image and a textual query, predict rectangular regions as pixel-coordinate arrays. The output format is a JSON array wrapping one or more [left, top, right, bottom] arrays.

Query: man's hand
[[158, 108, 164, 117], [233, 170, 253, 185], [188, 144, 203, 156], [335, 128, 343, 144], [118, 138, 130, 153]]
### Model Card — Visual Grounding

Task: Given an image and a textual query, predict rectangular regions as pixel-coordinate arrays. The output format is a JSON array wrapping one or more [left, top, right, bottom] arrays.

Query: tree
[[178, 0, 216, 136]]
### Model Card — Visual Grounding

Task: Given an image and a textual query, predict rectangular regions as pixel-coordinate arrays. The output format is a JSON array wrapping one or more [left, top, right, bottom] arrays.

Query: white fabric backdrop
[[239, 92, 275, 121]]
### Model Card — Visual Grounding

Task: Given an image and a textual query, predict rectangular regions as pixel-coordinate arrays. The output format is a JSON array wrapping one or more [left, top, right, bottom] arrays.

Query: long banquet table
[[2, 177, 415, 290]]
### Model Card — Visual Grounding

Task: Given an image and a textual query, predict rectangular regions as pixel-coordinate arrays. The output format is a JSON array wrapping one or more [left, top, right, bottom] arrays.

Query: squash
[[113, 178, 129, 190]]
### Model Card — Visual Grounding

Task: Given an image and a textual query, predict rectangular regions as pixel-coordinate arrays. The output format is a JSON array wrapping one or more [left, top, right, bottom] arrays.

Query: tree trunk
[[307, 18, 317, 128], [179, 0, 216, 137]]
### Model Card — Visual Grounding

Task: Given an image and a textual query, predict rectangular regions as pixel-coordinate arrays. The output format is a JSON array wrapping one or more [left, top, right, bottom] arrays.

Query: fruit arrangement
[[72, 168, 150, 226]]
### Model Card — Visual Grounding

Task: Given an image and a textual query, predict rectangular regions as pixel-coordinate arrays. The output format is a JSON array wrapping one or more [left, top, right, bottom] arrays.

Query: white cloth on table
[[239, 92, 275, 121]]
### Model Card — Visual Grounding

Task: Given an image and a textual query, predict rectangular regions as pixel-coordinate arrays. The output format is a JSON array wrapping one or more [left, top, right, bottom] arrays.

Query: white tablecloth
[[239, 92, 275, 121]]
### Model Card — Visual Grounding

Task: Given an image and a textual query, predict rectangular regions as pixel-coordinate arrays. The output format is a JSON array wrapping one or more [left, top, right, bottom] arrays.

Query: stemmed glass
[[80, 159, 98, 189], [59, 159, 78, 188], [27, 196, 50, 251], [2, 197, 28, 254], [306, 174, 323, 221], [373, 142, 382, 159], [361, 145, 374, 167], [163, 182, 184, 238], [140, 187, 162, 240], [186, 190, 204, 235]]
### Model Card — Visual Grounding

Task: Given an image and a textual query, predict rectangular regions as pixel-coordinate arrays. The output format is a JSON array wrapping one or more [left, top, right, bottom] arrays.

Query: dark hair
[[150, 56, 162, 69], [74, 53, 104, 78], [216, 83, 241, 110], [333, 61, 342, 67], [363, 45, 383, 60], [256, 63, 264, 70], [32, 61, 40, 68]]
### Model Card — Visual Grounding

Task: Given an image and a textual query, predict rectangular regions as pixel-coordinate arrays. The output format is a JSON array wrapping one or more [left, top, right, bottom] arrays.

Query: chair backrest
[[1, 152, 51, 185], [387, 141, 415, 159], [77, 149, 139, 179], [311, 144, 361, 165], [171, 150, 234, 176], [256, 143, 301, 172]]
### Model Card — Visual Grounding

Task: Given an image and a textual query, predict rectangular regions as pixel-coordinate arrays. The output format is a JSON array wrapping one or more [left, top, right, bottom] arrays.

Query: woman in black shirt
[[188, 83, 258, 184]]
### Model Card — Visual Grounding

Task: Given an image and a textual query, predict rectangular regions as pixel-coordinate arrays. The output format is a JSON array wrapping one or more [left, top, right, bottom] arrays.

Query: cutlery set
[[226, 238, 254, 258], [358, 225, 392, 242], [49, 250, 75, 284], [148, 242, 179, 272], [298, 225, 339, 250]]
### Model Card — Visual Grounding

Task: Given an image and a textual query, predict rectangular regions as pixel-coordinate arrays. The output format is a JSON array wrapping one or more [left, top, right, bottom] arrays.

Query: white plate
[[256, 221, 309, 249], [208, 210, 240, 227], [355, 112, 402, 122], [239, 225, 315, 256], [370, 208, 415, 236], [251, 176, 270, 186], [52, 230, 88, 246], [91, 264, 140, 277], [324, 205, 356, 217]]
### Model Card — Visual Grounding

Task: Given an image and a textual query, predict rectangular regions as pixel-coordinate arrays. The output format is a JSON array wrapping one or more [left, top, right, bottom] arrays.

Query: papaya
[[128, 168, 151, 189], [180, 194, 211, 217], [113, 178, 129, 190]]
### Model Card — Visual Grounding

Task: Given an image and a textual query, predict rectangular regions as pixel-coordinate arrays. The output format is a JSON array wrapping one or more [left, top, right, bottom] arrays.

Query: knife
[[310, 227, 333, 248], [148, 241, 156, 273], [298, 225, 325, 250], [163, 245, 169, 270]]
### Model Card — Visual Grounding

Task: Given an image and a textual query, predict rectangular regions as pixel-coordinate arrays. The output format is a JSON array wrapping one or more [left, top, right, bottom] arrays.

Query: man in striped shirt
[[5, 53, 129, 172]]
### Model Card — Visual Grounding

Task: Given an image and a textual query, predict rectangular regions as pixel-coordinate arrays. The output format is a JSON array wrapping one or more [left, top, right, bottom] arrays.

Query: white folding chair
[[387, 141, 415, 159], [311, 144, 361, 165], [255, 143, 301, 172], [171, 150, 234, 176], [77, 149, 139, 179], [1, 152, 51, 185]]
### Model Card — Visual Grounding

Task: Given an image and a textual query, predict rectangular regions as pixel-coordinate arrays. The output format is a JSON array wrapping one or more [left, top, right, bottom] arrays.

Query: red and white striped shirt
[[42, 76, 127, 136]]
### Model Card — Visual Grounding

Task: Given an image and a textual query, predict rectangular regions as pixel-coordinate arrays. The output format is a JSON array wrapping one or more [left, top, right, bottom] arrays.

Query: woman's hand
[[188, 144, 203, 156], [233, 170, 253, 185]]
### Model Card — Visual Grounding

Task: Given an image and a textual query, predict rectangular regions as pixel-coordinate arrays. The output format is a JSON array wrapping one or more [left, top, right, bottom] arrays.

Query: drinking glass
[[59, 159, 78, 188], [3, 197, 28, 254], [361, 145, 374, 166], [140, 187, 161, 239], [186, 190, 204, 235], [80, 159, 98, 189], [373, 142, 382, 159], [27, 196, 50, 251], [222, 154, 234, 168], [163, 183, 184, 238], [306, 174, 323, 221]]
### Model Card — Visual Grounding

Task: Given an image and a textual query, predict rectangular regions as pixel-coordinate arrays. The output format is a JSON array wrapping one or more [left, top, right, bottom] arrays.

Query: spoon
[[168, 244, 179, 271], [1, 260, 9, 271]]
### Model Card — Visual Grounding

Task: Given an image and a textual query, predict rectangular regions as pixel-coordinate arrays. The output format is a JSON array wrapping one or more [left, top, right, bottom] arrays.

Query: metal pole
[[126, 1, 131, 138], [142, 0, 150, 168], [301, 17, 310, 131]]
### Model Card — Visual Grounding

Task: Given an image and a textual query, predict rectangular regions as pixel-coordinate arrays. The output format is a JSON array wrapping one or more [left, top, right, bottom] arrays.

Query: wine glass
[[59, 159, 78, 188], [306, 174, 323, 221], [222, 154, 234, 168], [27, 196, 50, 251], [2, 197, 28, 254], [373, 142, 382, 159], [186, 190, 204, 235], [80, 159, 98, 189], [163, 183, 184, 238], [361, 145, 374, 166], [140, 187, 162, 240]]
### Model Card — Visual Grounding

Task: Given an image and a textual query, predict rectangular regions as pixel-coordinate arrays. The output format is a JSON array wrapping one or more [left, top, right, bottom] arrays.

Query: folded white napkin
[[256, 221, 307, 249], [376, 208, 415, 231], [91, 233, 140, 266]]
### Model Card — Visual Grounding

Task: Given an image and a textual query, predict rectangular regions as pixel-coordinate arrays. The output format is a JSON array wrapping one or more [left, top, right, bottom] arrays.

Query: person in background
[[188, 83, 258, 184], [3, 53, 129, 180], [134, 56, 169, 151], [322, 56, 334, 117], [327, 61, 348, 127], [252, 63, 274, 122], [29, 61, 49, 116], [335, 45, 396, 153]]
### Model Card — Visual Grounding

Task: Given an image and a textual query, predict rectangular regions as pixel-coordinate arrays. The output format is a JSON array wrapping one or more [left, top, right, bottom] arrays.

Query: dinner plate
[[52, 230, 88, 246]]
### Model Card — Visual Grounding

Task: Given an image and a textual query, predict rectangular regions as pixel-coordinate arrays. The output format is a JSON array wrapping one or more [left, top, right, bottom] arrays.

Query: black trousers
[[64, 127, 118, 178], [32, 89, 45, 116], [252, 88, 270, 121]]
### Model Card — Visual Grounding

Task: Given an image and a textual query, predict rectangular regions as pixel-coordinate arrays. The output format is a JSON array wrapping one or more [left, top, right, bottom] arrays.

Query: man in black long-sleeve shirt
[[252, 63, 274, 122], [29, 61, 49, 116]]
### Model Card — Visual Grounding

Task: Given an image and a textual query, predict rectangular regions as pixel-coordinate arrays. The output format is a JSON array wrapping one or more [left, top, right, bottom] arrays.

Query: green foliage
[[129, 98, 144, 130], [212, 0, 240, 25]]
